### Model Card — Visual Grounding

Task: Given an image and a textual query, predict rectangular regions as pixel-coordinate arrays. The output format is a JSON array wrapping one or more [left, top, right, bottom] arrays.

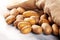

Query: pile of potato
[[4, 7, 59, 36]]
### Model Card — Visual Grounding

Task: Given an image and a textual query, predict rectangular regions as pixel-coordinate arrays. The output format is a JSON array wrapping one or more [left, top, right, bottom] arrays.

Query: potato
[[4, 13, 10, 18], [24, 18, 36, 25], [23, 11, 39, 17], [32, 25, 43, 34], [10, 8, 19, 16], [40, 14, 47, 20], [39, 19, 49, 25], [16, 15, 24, 21], [52, 24, 59, 35], [21, 25, 31, 34], [41, 23, 52, 35], [6, 15, 15, 24], [14, 15, 24, 27], [17, 7, 25, 14], [18, 21, 31, 30], [48, 17, 53, 23], [30, 16, 39, 23]]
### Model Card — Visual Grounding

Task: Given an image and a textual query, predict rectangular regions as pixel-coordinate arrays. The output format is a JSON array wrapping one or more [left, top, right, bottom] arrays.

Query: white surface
[[0, 0, 59, 40]]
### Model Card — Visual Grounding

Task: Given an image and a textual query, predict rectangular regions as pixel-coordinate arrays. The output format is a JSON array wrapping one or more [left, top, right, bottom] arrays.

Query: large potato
[[23, 11, 39, 17]]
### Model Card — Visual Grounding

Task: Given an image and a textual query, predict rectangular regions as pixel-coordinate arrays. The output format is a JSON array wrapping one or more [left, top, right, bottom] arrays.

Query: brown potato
[[14, 15, 24, 27], [6, 15, 15, 24], [18, 21, 31, 30], [17, 7, 25, 14], [52, 24, 59, 35], [16, 15, 24, 21], [10, 8, 19, 16], [48, 17, 53, 23], [32, 25, 43, 34], [41, 23, 52, 35], [23, 11, 39, 17], [30, 16, 39, 23], [4, 13, 10, 18], [24, 18, 36, 25], [21, 26, 31, 34], [39, 19, 49, 25], [40, 14, 47, 20]]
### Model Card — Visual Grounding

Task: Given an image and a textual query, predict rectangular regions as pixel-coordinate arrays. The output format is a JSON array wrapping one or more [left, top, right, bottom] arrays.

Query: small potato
[[59, 29, 60, 35], [39, 19, 49, 25], [24, 18, 36, 25], [30, 16, 39, 23], [48, 17, 53, 23], [32, 25, 43, 34], [14, 15, 24, 27], [17, 7, 25, 14], [16, 15, 24, 21], [10, 8, 19, 16], [18, 21, 31, 30], [23, 11, 39, 17], [52, 24, 59, 35], [40, 14, 47, 20], [21, 26, 31, 34], [41, 23, 52, 35], [4, 13, 10, 18], [6, 15, 15, 24], [14, 20, 23, 27]]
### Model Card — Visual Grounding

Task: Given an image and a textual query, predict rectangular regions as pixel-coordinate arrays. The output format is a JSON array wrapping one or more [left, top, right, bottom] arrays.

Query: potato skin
[[14, 15, 24, 27], [30, 16, 39, 24], [6, 15, 16, 24], [40, 14, 47, 20], [21, 26, 31, 34], [17, 7, 25, 14], [32, 25, 43, 34], [52, 24, 59, 35], [10, 8, 19, 16], [24, 18, 36, 25], [41, 23, 52, 35], [48, 17, 53, 23], [18, 21, 31, 30], [39, 19, 49, 25], [23, 11, 39, 17]]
